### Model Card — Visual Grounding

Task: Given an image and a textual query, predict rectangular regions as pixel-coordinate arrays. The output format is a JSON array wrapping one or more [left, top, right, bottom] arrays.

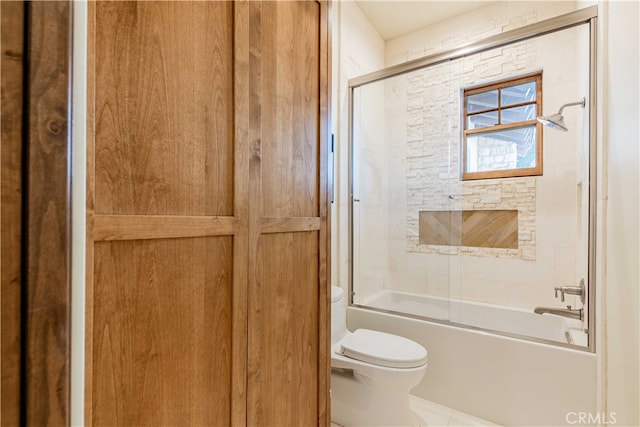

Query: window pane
[[467, 110, 498, 129], [467, 90, 498, 112], [466, 125, 537, 173], [500, 81, 536, 106], [501, 104, 536, 124]]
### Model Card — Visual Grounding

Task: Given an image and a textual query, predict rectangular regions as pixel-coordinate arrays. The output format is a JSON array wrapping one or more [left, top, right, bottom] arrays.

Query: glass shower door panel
[[352, 79, 390, 308], [447, 27, 590, 347], [351, 69, 452, 323]]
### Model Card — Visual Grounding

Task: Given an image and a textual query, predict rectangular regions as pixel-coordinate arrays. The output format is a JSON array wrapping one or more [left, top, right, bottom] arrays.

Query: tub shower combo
[[336, 7, 599, 426]]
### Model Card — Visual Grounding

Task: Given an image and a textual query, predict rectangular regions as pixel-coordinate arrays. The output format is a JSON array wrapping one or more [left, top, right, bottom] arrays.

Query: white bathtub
[[362, 289, 587, 345], [347, 289, 597, 426]]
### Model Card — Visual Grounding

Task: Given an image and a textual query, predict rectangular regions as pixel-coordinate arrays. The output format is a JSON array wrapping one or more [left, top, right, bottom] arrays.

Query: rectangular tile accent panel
[[419, 210, 518, 249]]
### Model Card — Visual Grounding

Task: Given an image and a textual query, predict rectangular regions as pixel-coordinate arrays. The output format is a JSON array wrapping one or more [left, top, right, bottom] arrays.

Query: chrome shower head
[[536, 112, 568, 131], [536, 98, 585, 132]]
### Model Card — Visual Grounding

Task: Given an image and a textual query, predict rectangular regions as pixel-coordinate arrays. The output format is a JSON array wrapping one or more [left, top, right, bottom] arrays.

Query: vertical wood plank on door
[[89, 2, 241, 425], [85, 4, 97, 423], [92, 237, 233, 426], [232, 2, 251, 425], [246, 1, 265, 424], [260, 1, 320, 218], [94, 1, 235, 216], [247, 3, 265, 424], [248, 1, 327, 425], [252, 232, 320, 425], [25, 2, 72, 425], [1, 2, 24, 425], [317, 3, 331, 424]]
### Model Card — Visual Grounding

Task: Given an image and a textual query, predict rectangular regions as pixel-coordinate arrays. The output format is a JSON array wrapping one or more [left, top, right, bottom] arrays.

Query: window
[[462, 73, 542, 180]]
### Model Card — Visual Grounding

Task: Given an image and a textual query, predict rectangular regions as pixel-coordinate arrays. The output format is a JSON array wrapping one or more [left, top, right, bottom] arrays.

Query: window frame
[[462, 72, 543, 181]]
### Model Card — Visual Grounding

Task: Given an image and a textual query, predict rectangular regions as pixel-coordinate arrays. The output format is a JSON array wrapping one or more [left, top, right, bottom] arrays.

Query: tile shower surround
[[404, 41, 538, 261]]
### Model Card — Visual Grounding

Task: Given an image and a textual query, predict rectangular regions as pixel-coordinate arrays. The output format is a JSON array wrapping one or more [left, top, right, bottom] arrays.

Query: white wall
[[601, 1, 640, 425], [386, 1, 580, 66]]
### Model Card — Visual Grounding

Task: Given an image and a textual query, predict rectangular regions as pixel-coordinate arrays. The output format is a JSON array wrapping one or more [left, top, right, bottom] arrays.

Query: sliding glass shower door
[[349, 21, 593, 349]]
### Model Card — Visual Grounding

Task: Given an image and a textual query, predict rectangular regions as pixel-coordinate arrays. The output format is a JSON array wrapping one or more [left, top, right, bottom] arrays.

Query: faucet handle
[[555, 281, 586, 304]]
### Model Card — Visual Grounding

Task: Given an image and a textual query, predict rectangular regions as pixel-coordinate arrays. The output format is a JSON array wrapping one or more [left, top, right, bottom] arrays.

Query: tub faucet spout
[[534, 305, 583, 321]]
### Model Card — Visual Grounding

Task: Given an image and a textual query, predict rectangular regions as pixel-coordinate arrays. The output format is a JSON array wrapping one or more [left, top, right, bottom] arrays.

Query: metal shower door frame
[[347, 6, 598, 352]]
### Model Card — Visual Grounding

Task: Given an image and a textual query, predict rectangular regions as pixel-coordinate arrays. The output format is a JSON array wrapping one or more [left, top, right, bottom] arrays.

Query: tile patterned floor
[[330, 394, 500, 427]]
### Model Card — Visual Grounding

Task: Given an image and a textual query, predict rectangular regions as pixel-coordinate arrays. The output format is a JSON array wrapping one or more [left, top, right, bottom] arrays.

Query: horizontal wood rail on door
[[93, 215, 322, 241]]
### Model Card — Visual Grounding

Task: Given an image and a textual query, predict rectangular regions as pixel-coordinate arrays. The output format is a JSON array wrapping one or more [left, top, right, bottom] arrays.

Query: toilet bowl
[[330, 286, 428, 427]]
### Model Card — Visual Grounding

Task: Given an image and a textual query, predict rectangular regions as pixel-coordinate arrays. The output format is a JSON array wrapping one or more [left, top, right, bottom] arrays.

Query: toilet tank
[[331, 286, 347, 344]]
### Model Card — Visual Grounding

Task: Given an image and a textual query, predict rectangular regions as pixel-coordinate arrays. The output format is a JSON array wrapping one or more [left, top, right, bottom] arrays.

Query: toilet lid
[[339, 329, 427, 369], [331, 286, 344, 303]]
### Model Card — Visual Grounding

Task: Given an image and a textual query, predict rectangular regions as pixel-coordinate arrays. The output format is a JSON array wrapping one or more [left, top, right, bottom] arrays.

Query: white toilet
[[330, 286, 428, 427]]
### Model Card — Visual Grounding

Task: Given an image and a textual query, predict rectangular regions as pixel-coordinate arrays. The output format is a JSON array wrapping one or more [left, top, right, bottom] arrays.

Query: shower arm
[[557, 98, 586, 114]]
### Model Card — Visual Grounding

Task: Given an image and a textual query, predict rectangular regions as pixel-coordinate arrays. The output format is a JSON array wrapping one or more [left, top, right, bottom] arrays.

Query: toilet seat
[[331, 286, 343, 303], [338, 329, 427, 369]]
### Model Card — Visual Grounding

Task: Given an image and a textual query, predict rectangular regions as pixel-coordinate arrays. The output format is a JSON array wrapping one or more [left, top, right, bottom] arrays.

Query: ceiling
[[355, 1, 495, 40]]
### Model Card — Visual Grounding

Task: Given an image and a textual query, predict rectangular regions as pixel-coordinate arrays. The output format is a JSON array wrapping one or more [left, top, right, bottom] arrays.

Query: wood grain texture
[[247, 1, 328, 425], [93, 215, 237, 241], [94, 1, 235, 216], [92, 237, 233, 426], [246, 2, 264, 424], [231, 2, 250, 425], [318, 3, 331, 424], [419, 211, 462, 246], [88, 3, 248, 425], [462, 210, 518, 248], [88, 1, 329, 425], [260, 0, 321, 218], [1, 2, 24, 425], [419, 210, 518, 249], [25, 2, 72, 425], [261, 217, 321, 234], [246, 2, 265, 424], [84, 4, 97, 422], [249, 232, 320, 426]]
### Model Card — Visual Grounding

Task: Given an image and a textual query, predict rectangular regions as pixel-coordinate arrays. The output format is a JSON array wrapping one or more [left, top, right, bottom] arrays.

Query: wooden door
[[87, 1, 329, 426], [1, 3, 25, 425], [87, 2, 245, 425], [246, 1, 330, 426], [2, 2, 72, 425]]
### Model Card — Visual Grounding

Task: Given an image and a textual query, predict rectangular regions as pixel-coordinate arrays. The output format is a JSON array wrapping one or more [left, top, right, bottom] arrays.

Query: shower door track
[[347, 6, 597, 88]]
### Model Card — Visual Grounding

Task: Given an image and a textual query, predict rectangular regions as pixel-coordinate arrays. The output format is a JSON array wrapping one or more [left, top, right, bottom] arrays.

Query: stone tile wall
[[405, 40, 538, 260]]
